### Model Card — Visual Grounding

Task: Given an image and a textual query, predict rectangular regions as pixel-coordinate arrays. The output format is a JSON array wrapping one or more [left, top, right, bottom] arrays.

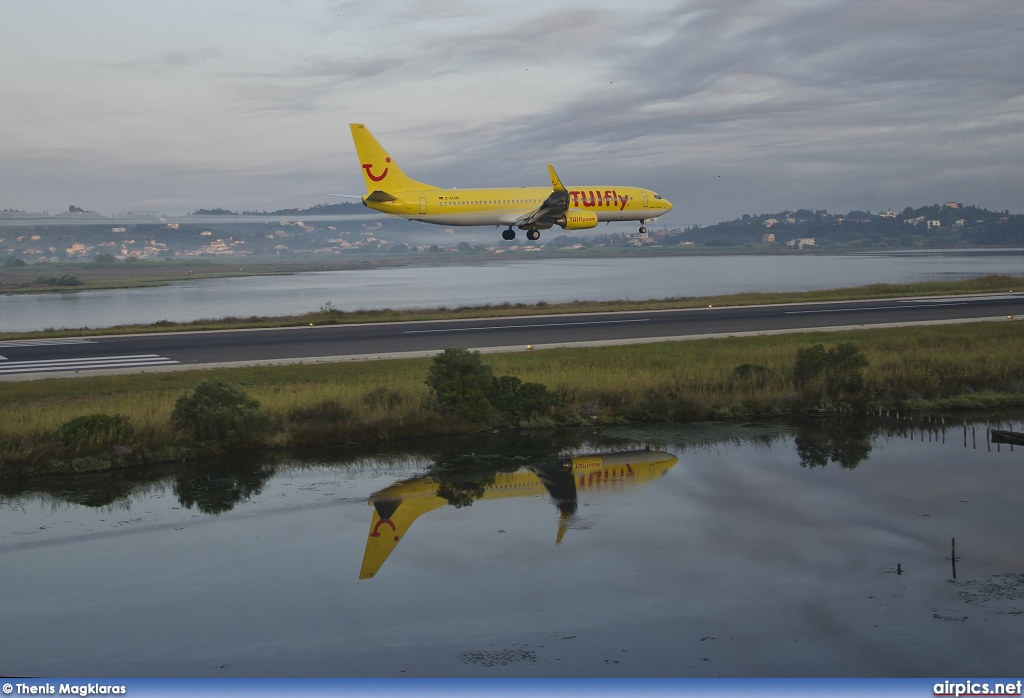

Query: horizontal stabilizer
[[366, 190, 399, 202]]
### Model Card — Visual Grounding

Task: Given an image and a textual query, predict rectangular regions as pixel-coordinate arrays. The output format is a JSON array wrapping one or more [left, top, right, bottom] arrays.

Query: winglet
[[547, 164, 567, 194]]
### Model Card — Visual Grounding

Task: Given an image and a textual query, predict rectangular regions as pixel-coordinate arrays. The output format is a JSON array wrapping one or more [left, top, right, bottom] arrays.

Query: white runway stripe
[[0, 338, 97, 347], [0, 354, 179, 375]]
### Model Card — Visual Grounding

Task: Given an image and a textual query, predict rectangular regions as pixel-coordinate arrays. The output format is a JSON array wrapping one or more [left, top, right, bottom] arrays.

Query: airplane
[[358, 449, 679, 579], [349, 123, 673, 242]]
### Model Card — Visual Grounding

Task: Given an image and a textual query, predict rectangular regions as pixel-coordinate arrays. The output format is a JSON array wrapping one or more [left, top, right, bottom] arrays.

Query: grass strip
[[2, 319, 1023, 478]]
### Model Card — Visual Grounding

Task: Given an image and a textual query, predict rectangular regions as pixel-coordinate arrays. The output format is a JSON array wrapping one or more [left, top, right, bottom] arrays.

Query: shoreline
[[1, 273, 1022, 341], [3, 246, 1023, 299], [2, 318, 1023, 480]]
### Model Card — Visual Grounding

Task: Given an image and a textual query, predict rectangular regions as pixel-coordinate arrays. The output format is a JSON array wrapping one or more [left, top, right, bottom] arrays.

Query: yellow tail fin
[[349, 124, 438, 194]]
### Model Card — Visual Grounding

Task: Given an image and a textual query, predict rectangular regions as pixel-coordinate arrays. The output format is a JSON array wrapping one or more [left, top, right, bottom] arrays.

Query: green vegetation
[[170, 379, 272, 447], [426, 347, 555, 424], [2, 273, 1022, 340], [2, 320, 1023, 479], [792, 342, 869, 410]]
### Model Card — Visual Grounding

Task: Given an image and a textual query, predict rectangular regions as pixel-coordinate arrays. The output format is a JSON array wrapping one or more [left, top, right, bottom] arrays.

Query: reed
[[2, 320, 1023, 477]]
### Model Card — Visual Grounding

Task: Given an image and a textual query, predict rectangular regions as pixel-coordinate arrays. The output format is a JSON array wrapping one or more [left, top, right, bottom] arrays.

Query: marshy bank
[[2, 319, 1023, 480]]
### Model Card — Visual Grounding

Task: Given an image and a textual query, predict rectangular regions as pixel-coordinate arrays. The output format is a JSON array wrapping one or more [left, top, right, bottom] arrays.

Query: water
[[2, 249, 1023, 332], [2, 419, 1022, 677]]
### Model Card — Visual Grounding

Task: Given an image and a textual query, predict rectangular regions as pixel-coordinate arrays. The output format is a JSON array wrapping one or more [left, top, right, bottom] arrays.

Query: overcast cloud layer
[[1, 0, 1021, 224]]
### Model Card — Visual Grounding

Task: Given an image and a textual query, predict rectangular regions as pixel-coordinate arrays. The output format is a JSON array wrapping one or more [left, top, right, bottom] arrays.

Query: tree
[[426, 348, 496, 421], [171, 379, 272, 446], [792, 342, 869, 409], [426, 348, 556, 424]]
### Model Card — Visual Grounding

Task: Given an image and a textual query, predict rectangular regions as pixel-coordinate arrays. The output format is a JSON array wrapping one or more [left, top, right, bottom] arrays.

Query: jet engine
[[557, 209, 599, 230]]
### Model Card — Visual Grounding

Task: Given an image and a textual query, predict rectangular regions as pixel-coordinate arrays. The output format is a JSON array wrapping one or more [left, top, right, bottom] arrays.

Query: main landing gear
[[503, 228, 540, 241]]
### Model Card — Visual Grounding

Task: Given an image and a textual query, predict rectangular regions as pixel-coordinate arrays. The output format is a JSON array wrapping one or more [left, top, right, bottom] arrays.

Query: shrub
[[732, 363, 769, 388], [425, 348, 497, 422], [490, 375, 555, 421], [426, 348, 556, 424], [171, 379, 272, 446], [55, 413, 135, 449], [792, 342, 869, 409]]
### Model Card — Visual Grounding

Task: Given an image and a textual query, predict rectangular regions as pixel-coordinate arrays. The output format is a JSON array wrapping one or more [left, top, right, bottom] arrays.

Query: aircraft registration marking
[[402, 318, 651, 334]]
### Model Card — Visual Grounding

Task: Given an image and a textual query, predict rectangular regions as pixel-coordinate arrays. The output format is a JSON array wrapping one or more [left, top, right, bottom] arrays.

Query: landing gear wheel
[[639, 226, 647, 234], [527, 229, 540, 241], [502, 228, 516, 241]]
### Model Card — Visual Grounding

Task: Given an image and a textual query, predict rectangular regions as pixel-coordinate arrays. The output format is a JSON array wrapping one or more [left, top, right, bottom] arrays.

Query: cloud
[[1, 0, 1021, 220]]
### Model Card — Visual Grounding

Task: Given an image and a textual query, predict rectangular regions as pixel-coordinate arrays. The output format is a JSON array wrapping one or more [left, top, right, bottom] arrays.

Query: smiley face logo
[[362, 157, 391, 182]]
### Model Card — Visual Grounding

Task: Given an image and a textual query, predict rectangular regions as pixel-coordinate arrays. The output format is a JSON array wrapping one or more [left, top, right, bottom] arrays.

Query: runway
[[1, 292, 1021, 379]]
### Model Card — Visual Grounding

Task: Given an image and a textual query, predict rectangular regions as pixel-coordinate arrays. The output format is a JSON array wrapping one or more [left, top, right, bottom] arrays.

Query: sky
[[1, 0, 1022, 225]]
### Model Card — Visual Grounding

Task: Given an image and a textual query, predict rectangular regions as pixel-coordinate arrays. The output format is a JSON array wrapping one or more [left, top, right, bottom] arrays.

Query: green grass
[[1, 273, 1022, 340], [3, 319, 1023, 478]]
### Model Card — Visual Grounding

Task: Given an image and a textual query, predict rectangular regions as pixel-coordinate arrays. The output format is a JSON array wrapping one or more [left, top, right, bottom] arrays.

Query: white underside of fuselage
[[400, 208, 668, 227]]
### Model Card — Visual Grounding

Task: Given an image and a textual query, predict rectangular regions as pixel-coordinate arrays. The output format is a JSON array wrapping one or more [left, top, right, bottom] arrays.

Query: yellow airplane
[[350, 124, 673, 241], [358, 449, 679, 579]]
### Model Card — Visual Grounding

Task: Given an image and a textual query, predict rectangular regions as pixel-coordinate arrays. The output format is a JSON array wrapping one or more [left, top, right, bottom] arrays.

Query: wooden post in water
[[951, 537, 957, 580]]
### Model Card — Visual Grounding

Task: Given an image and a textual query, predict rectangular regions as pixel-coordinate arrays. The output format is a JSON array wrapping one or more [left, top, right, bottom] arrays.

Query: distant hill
[[191, 202, 366, 216], [671, 203, 1023, 249]]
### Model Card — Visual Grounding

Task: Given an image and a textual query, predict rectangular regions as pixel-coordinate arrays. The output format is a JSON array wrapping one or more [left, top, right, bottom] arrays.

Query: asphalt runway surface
[[1, 292, 1022, 379]]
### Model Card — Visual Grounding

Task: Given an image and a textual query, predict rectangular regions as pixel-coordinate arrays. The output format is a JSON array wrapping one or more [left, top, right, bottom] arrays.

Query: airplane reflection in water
[[359, 449, 678, 579]]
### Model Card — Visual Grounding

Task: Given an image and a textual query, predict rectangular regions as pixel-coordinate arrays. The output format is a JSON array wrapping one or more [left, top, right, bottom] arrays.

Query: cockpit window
[[653, 194, 663, 200]]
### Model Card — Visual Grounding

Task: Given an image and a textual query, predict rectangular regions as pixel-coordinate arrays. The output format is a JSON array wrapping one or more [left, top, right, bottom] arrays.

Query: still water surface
[[1, 419, 1022, 676], [2, 249, 1023, 332]]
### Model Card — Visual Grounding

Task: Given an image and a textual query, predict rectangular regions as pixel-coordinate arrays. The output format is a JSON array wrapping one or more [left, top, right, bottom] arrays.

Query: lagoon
[[2, 419, 1022, 677], [2, 249, 1024, 332]]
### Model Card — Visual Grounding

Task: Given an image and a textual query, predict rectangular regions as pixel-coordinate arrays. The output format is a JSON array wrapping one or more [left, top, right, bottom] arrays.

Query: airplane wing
[[516, 164, 569, 229]]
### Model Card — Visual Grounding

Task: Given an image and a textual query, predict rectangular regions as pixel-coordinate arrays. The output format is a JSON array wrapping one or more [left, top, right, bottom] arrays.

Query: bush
[[55, 413, 135, 449], [490, 375, 554, 421], [792, 342, 869, 409], [426, 348, 496, 422], [426, 348, 556, 424], [171, 380, 272, 446]]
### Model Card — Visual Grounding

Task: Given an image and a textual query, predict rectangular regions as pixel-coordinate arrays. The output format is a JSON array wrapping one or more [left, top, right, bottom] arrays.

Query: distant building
[[762, 233, 776, 243], [880, 209, 898, 218], [927, 220, 940, 230], [944, 201, 961, 209], [763, 218, 778, 227], [786, 238, 816, 249], [112, 227, 126, 233], [953, 219, 965, 230]]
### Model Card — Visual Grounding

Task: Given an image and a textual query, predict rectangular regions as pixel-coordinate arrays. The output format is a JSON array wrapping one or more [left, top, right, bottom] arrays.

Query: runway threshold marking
[[403, 318, 651, 334], [0, 354, 179, 375]]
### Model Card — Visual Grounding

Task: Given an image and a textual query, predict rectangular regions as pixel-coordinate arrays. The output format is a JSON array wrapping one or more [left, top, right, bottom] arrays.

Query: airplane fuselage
[[363, 185, 671, 229]]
